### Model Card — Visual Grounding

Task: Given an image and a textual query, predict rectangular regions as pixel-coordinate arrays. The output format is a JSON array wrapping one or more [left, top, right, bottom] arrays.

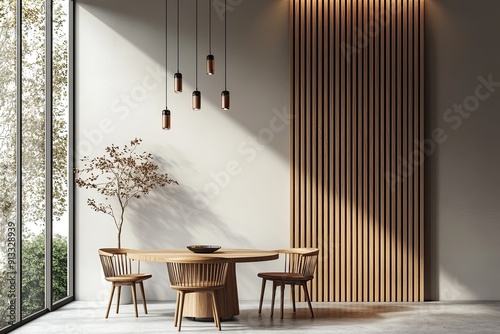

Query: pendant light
[[206, 0, 215, 75], [162, 0, 171, 129], [174, 0, 182, 93], [221, 0, 230, 110], [192, 0, 201, 110]]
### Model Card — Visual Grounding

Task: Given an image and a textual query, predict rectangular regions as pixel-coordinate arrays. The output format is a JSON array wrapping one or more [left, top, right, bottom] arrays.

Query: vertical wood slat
[[380, 0, 387, 302], [384, 0, 392, 302], [419, 0, 425, 302], [340, 0, 346, 302], [333, 0, 340, 302], [290, 0, 424, 302], [321, 0, 329, 302], [367, 0, 375, 302], [345, 0, 352, 303], [372, 0, 380, 302], [407, 0, 414, 303], [391, 0, 398, 302], [326, 0, 331, 301], [310, 0, 318, 301]]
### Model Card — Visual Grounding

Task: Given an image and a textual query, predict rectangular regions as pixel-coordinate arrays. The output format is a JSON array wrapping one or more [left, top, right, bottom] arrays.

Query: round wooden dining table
[[128, 248, 278, 318]]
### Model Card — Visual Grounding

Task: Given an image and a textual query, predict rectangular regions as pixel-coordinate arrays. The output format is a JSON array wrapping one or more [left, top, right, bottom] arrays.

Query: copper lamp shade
[[221, 90, 230, 110], [192, 91, 201, 110], [206, 55, 215, 75]]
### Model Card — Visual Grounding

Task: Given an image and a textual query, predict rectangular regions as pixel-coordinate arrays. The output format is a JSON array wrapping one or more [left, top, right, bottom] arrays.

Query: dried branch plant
[[74, 138, 178, 247]]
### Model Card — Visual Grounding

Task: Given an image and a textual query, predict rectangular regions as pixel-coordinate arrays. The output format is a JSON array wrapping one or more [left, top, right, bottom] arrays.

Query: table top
[[128, 248, 279, 264]]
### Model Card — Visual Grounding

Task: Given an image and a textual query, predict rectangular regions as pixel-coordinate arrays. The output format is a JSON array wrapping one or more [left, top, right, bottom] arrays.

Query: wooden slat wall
[[290, 0, 424, 302]]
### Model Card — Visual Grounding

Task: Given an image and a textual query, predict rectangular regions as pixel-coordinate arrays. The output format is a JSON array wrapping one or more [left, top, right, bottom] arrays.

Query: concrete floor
[[10, 300, 500, 333]]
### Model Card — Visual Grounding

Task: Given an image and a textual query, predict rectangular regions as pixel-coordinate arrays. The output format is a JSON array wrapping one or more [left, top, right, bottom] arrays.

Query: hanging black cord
[[209, 0, 212, 54], [177, 0, 180, 72], [196, 0, 198, 89], [165, 0, 168, 108], [224, 0, 227, 90]]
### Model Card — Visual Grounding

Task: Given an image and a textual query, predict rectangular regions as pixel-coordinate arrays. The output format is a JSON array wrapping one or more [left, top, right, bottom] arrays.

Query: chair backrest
[[166, 261, 228, 288], [277, 248, 319, 278], [98, 248, 138, 278]]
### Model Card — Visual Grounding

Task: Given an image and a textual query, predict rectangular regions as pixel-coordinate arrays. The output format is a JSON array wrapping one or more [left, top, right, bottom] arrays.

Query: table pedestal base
[[182, 263, 240, 318]]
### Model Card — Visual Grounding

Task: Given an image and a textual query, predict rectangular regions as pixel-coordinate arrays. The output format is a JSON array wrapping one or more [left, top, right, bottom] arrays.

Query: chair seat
[[258, 272, 312, 282], [105, 273, 152, 284]]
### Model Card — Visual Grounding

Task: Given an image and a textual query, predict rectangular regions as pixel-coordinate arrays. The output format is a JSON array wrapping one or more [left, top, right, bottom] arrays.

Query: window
[[0, 0, 73, 331]]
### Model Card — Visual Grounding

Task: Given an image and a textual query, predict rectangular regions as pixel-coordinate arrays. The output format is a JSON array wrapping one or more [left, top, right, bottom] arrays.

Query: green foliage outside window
[[0, 233, 68, 327], [21, 233, 68, 319]]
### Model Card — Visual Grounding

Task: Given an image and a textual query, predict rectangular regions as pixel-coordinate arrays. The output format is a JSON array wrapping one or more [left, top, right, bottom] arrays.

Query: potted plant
[[74, 138, 178, 248]]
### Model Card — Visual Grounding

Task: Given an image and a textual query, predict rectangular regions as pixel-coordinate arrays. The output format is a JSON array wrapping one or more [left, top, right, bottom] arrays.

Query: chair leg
[[174, 291, 180, 327], [302, 282, 314, 318], [116, 286, 121, 314], [258, 278, 267, 314], [270, 281, 278, 318], [280, 283, 285, 319], [210, 292, 220, 329], [139, 282, 148, 314], [210, 292, 222, 331], [209, 292, 218, 328], [106, 285, 116, 318], [131, 284, 138, 317], [177, 291, 186, 331], [291, 284, 296, 313]]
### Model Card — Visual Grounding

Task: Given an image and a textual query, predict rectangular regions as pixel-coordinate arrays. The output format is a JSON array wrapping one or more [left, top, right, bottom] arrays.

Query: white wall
[[75, 0, 289, 301], [425, 0, 500, 300]]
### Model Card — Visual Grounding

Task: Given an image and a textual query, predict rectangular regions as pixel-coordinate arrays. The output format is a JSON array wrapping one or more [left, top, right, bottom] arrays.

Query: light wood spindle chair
[[257, 248, 319, 319], [166, 261, 229, 331], [98, 248, 152, 318]]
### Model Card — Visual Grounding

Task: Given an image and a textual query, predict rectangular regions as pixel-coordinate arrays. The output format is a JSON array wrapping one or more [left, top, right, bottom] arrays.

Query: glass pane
[[21, 0, 46, 318], [0, 0, 18, 330], [52, 0, 69, 304]]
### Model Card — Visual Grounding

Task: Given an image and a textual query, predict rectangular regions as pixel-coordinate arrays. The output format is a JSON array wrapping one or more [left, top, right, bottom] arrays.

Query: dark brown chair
[[98, 248, 152, 318], [166, 261, 228, 331], [257, 248, 319, 319]]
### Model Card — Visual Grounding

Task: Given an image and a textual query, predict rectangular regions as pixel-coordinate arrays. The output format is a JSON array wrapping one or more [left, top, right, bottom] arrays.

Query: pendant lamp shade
[[192, 91, 201, 110], [221, 90, 230, 110], [206, 54, 215, 75]]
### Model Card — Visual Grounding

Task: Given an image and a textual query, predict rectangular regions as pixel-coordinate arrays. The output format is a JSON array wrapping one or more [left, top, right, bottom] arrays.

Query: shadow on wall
[[116, 136, 288, 296], [77, 0, 290, 161], [126, 144, 251, 249], [123, 144, 281, 300]]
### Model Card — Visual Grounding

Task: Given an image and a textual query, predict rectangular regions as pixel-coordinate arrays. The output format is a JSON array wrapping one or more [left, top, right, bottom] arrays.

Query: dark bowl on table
[[187, 245, 221, 253]]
